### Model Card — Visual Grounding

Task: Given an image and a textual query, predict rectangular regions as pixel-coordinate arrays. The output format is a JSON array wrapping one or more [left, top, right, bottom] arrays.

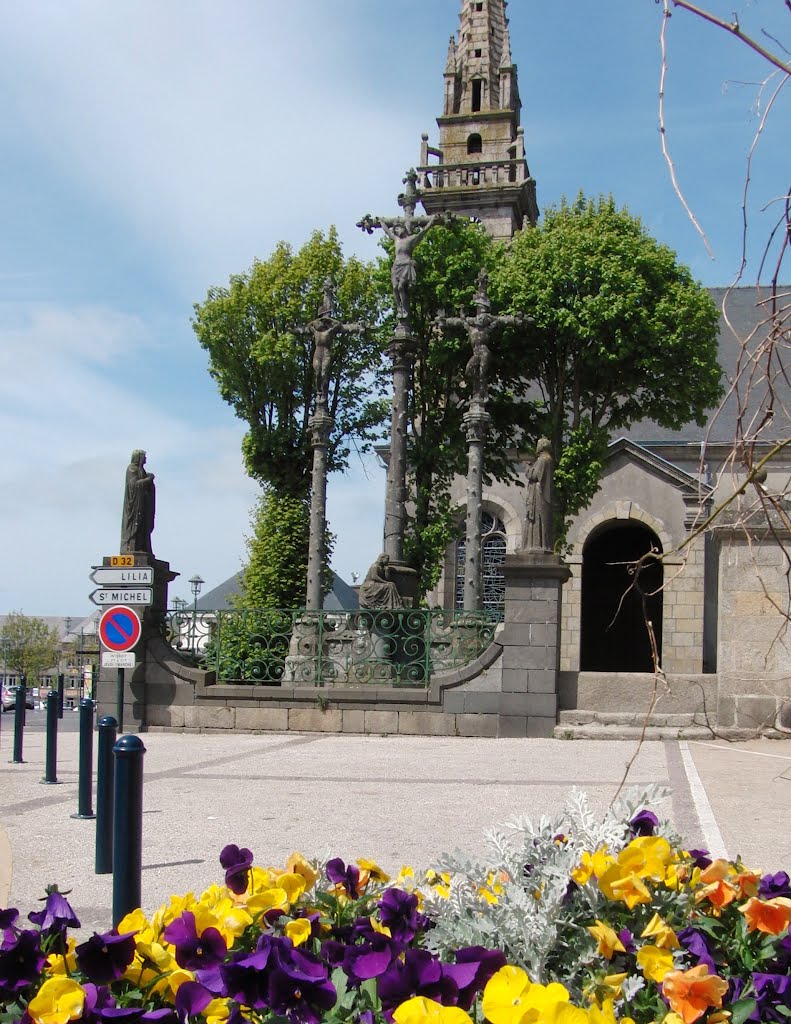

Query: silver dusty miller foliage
[[420, 785, 674, 992]]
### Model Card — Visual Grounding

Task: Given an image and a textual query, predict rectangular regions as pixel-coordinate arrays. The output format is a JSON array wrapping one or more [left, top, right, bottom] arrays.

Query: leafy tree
[[0, 612, 61, 685], [192, 227, 388, 500], [375, 219, 542, 596], [235, 490, 334, 610], [491, 194, 723, 533]]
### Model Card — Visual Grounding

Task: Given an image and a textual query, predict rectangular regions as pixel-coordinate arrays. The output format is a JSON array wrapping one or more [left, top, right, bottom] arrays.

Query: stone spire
[[419, 0, 538, 240]]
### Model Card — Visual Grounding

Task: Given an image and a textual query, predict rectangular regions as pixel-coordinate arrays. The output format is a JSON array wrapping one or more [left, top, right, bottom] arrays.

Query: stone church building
[[418, 0, 791, 729]]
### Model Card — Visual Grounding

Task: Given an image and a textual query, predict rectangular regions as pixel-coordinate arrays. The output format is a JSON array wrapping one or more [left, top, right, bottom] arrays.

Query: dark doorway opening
[[580, 522, 663, 672]]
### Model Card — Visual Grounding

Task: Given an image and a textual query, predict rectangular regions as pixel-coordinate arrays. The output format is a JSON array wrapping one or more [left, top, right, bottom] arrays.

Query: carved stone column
[[383, 326, 419, 605], [462, 403, 491, 611], [306, 411, 334, 610]]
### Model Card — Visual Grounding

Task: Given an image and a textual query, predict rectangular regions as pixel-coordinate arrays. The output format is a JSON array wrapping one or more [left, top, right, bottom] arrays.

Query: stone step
[[553, 723, 715, 741], [558, 710, 710, 728]]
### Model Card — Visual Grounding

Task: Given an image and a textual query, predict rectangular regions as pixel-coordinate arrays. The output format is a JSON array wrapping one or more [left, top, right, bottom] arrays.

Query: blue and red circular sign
[[99, 605, 142, 653]]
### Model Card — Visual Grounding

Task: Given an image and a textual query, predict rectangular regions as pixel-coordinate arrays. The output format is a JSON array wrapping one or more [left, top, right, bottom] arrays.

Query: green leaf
[[731, 998, 758, 1024]]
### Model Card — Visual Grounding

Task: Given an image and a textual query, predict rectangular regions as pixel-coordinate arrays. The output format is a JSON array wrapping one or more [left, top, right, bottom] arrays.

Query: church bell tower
[[418, 0, 538, 240]]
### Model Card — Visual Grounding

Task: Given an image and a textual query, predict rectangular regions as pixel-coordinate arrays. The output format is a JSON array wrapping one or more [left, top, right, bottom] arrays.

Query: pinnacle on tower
[[418, 0, 538, 240]]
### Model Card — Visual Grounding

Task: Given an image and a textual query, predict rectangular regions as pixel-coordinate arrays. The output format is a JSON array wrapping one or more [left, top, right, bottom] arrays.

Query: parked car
[[1, 684, 36, 711]]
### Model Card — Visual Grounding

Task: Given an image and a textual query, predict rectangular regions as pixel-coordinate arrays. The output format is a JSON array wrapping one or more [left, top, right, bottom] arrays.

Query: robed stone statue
[[121, 449, 156, 554], [359, 553, 403, 610], [525, 437, 553, 551]]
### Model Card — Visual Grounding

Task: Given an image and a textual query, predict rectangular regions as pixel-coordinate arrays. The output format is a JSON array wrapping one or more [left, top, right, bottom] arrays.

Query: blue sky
[[1, 0, 788, 615]]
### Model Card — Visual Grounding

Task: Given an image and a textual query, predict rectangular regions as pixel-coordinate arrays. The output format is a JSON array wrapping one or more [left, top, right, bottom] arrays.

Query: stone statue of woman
[[358, 553, 403, 609], [525, 437, 553, 551], [120, 450, 156, 554]]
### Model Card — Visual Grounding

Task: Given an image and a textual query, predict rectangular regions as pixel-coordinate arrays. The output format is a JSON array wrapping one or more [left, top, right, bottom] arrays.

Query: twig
[[659, 3, 715, 257], [670, 0, 791, 75]]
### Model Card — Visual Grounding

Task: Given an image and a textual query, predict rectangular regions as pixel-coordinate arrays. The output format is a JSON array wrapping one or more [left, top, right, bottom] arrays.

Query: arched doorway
[[580, 522, 664, 672]]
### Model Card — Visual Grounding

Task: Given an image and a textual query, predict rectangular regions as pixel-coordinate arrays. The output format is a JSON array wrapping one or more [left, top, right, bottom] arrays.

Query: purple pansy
[[75, 931, 137, 986], [326, 858, 360, 900], [267, 939, 337, 1024], [0, 929, 47, 996], [0, 909, 20, 951], [377, 888, 425, 946], [752, 972, 791, 1023], [629, 809, 659, 837], [219, 844, 254, 896], [163, 911, 226, 972], [174, 981, 214, 1023], [377, 948, 456, 1010], [28, 889, 80, 935], [618, 928, 636, 954], [221, 937, 276, 1010], [99, 1009, 177, 1023], [759, 871, 791, 900], [450, 946, 508, 1010], [687, 849, 712, 870], [677, 926, 718, 975]]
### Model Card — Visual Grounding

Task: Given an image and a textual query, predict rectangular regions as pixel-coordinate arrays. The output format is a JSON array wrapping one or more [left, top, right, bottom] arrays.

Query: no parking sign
[[98, 605, 142, 653]]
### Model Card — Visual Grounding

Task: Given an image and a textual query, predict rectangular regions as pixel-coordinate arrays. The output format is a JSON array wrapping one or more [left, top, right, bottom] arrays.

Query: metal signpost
[[97, 604, 142, 734]]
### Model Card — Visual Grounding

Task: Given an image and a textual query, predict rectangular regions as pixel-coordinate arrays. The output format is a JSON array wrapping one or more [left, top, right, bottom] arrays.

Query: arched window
[[467, 133, 483, 155], [580, 522, 664, 671], [455, 511, 507, 618]]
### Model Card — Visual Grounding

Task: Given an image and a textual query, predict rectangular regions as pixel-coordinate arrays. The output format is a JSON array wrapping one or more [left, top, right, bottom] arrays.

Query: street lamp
[[188, 575, 204, 655]]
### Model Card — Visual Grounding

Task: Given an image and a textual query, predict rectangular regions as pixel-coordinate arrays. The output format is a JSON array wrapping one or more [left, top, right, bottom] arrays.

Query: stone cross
[[435, 270, 530, 610], [357, 174, 452, 594], [303, 282, 365, 609]]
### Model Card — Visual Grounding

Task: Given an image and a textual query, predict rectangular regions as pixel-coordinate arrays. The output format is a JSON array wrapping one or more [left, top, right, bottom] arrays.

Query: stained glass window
[[455, 511, 506, 617]]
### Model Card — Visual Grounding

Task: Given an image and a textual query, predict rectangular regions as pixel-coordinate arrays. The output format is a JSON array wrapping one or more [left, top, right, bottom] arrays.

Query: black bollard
[[95, 716, 118, 875], [71, 699, 95, 819], [57, 673, 65, 720], [41, 691, 60, 784], [12, 685, 25, 764], [112, 734, 146, 927]]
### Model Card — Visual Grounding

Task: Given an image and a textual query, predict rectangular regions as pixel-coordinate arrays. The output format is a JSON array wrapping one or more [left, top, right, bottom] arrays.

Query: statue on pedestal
[[305, 279, 364, 415], [359, 554, 403, 610], [121, 450, 155, 555], [525, 437, 554, 551]]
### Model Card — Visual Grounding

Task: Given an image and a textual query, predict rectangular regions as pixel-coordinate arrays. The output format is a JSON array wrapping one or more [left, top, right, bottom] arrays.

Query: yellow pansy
[[285, 918, 312, 947], [426, 870, 452, 899], [598, 867, 652, 909], [127, 940, 178, 995], [163, 967, 195, 1003], [204, 999, 231, 1024], [393, 995, 473, 1024], [358, 857, 390, 886], [587, 921, 625, 959], [160, 892, 197, 927], [47, 937, 78, 975], [572, 847, 614, 885], [200, 897, 253, 943], [637, 944, 675, 983], [396, 865, 416, 887], [27, 977, 85, 1024], [584, 973, 628, 1005], [641, 913, 680, 949], [117, 908, 153, 943], [247, 886, 290, 916], [246, 866, 278, 895], [618, 836, 673, 882], [482, 965, 571, 1024], [370, 915, 392, 938], [286, 852, 320, 889], [543, 1004, 590, 1023]]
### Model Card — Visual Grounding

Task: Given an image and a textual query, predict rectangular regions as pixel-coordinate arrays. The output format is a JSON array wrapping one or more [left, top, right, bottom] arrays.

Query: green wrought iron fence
[[164, 608, 498, 687]]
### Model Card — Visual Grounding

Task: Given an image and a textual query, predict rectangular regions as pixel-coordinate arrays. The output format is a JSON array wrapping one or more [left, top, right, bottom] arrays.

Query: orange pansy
[[661, 965, 729, 1024], [739, 896, 791, 935]]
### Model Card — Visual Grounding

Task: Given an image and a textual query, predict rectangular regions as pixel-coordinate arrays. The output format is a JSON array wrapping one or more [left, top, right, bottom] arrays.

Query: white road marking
[[678, 741, 729, 859], [688, 740, 791, 761]]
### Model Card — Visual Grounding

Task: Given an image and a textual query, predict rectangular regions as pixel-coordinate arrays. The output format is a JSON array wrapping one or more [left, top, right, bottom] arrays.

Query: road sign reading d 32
[[99, 606, 142, 653]]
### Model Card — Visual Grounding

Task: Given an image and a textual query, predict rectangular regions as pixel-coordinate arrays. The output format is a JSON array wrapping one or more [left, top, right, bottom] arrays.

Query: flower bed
[[1, 787, 789, 1024]]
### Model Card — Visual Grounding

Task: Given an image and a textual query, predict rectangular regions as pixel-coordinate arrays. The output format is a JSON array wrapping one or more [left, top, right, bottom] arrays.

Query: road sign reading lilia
[[2, 788, 790, 1024]]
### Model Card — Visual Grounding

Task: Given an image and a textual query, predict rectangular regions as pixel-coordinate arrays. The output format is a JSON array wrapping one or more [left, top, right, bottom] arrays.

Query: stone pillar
[[383, 327, 419, 604], [462, 405, 491, 610], [95, 555, 178, 732], [498, 551, 571, 737], [306, 411, 334, 609]]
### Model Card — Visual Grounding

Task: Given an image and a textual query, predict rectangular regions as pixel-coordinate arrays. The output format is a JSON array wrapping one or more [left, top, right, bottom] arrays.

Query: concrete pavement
[[1, 727, 790, 932]]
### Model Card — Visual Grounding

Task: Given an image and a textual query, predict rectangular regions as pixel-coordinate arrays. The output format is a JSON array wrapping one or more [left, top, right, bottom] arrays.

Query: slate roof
[[196, 572, 359, 611], [626, 286, 790, 448]]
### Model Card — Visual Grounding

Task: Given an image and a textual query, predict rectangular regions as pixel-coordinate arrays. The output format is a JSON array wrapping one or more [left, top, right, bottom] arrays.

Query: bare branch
[[670, 0, 791, 74], [659, 2, 715, 257]]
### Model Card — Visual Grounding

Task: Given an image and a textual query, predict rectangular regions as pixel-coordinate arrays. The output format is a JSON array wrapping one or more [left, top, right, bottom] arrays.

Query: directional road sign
[[99, 606, 142, 653], [90, 566, 154, 586], [90, 588, 153, 607]]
